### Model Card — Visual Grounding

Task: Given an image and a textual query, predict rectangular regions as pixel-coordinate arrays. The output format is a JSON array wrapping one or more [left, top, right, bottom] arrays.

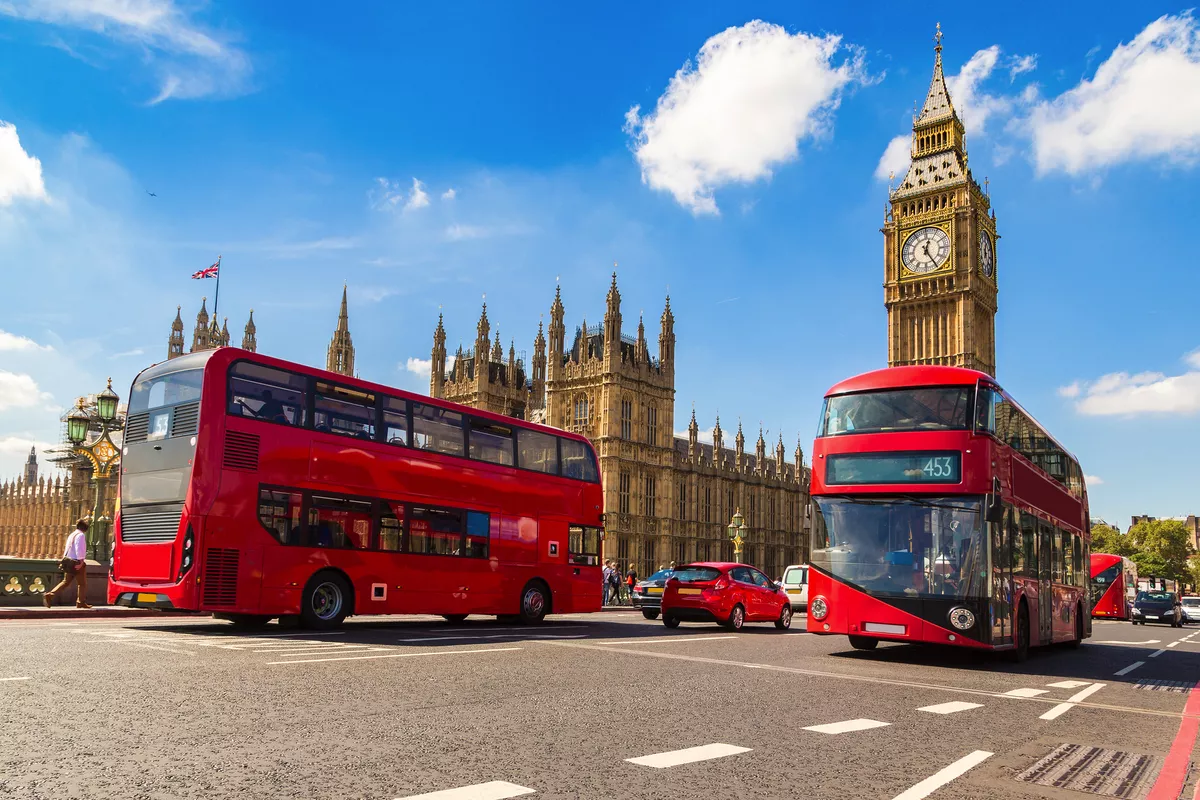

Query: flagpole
[[212, 255, 222, 320]]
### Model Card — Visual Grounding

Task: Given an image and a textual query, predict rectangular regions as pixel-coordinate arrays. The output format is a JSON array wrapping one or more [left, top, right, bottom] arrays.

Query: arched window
[[573, 394, 589, 427]]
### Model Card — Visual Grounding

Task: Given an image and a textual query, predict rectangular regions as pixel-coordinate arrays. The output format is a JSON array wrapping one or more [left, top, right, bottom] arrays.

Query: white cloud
[[0, 0, 252, 102], [404, 357, 431, 378], [624, 20, 868, 214], [0, 329, 53, 352], [1009, 54, 1038, 81], [404, 178, 429, 211], [1062, 349, 1200, 415], [444, 223, 488, 241], [0, 371, 54, 412], [0, 122, 49, 205], [373, 177, 430, 212], [110, 347, 145, 359], [0, 435, 58, 481], [875, 134, 910, 180], [1029, 13, 1200, 175], [441, 188, 456, 201], [1085, 475, 1104, 486]]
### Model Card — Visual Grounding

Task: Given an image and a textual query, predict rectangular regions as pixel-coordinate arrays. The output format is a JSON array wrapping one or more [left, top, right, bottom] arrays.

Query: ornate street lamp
[[60, 379, 125, 563], [727, 509, 747, 563], [97, 379, 119, 421], [66, 400, 90, 445]]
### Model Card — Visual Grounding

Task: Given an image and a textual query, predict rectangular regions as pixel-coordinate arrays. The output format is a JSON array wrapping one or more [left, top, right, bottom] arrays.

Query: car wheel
[[775, 605, 792, 630], [442, 614, 468, 624], [848, 635, 878, 651], [641, 608, 660, 620], [724, 604, 746, 632], [663, 614, 680, 628], [300, 571, 351, 630]]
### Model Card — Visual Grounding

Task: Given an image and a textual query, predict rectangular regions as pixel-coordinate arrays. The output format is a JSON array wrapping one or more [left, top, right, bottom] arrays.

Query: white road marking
[[1095, 640, 1161, 645], [804, 718, 890, 735], [889, 750, 993, 800], [0, 676, 30, 682], [625, 743, 751, 768], [394, 780, 536, 799], [1150, 649, 1167, 658], [1114, 661, 1145, 676], [1040, 683, 1106, 721], [1047, 680, 1091, 689], [918, 701, 983, 715], [260, 647, 391, 657], [438, 626, 581, 633], [592, 636, 737, 645], [1167, 642, 1181, 648], [118, 641, 197, 655], [395, 634, 588, 643], [1002, 688, 1048, 698], [269, 647, 521, 665]]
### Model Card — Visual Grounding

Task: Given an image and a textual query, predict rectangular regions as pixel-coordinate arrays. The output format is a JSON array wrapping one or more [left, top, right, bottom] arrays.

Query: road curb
[[0, 607, 179, 620]]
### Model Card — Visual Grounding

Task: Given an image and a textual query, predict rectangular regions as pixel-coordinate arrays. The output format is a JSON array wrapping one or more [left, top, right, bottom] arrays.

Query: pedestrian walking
[[606, 561, 622, 605], [626, 566, 638, 601], [45, 519, 91, 609], [602, 560, 614, 605]]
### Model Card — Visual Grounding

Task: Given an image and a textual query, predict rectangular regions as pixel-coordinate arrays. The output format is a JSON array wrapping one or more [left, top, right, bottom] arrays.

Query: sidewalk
[[0, 605, 177, 620]]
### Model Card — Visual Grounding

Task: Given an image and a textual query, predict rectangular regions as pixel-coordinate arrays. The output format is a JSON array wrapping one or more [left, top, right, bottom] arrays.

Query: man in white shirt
[[44, 519, 92, 609]]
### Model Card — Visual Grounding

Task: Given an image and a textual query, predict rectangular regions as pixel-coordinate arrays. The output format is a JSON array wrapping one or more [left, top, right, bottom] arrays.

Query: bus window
[[381, 396, 409, 447], [568, 525, 602, 566], [131, 368, 204, 414], [410, 506, 465, 556], [561, 438, 599, 482], [465, 511, 490, 558], [308, 494, 372, 549], [314, 382, 376, 440], [378, 501, 405, 552], [1019, 512, 1037, 578], [468, 419, 515, 466], [517, 429, 559, 474], [258, 488, 303, 545], [974, 386, 1000, 435], [413, 404, 465, 457], [228, 362, 307, 426]]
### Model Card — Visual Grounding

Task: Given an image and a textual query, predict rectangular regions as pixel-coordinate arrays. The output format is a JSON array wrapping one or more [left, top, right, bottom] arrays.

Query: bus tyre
[[442, 614, 468, 624], [641, 608, 660, 620], [663, 614, 680, 628], [300, 571, 351, 630], [724, 604, 746, 632], [1069, 607, 1084, 649], [1012, 605, 1030, 663], [221, 613, 272, 629], [776, 605, 793, 630], [848, 635, 878, 651], [518, 581, 549, 624]]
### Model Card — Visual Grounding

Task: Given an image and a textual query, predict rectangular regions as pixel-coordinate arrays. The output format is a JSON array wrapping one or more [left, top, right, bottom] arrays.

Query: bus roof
[[825, 365, 992, 396]]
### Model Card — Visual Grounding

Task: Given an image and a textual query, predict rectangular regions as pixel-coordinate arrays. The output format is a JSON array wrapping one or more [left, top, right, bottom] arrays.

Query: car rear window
[[673, 566, 722, 583], [1183, 598, 1200, 606], [782, 567, 806, 586]]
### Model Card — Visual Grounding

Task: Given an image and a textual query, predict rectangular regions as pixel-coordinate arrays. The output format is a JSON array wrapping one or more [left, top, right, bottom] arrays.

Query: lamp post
[[726, 508, 747, 563], [64, 378, 124, 563]]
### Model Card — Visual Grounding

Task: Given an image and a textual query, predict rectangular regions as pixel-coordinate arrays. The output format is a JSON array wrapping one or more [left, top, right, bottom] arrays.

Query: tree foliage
[[1090, 523, 1136, 558], [1126, 519, 1195, 588]]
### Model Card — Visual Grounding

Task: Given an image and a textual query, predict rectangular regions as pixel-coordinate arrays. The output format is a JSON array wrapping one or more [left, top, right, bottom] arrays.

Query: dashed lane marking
[[261, 647, 392, 657], [1150, 649, 1167, 658], [268, 646, 522, 665], [918, 701, 983, 715], [1168, 642, 1181, 648], [1003, 688, 1049, 698], [625, 743, 751, 768], [1040, 683, 1106, 721], [395, 634, 588, 643], [1047, 680, 1092, 689], [1115, 661, 1145, 677], [589, 635, 738, 645], [1, 677, 30, 682], [889, 750, 993, 800], [803, 718, 890, 735], [111, 641, 197, 656], [1096, 640, 1161, 645], [394, 780, 536, 799]]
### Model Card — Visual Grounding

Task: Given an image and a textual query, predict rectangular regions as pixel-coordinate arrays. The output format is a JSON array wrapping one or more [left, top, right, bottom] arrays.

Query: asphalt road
[[2, 612, 1199, 799]]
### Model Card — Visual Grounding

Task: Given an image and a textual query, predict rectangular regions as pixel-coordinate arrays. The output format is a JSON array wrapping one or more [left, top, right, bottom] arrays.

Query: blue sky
[[1, 1, 1198, 530]]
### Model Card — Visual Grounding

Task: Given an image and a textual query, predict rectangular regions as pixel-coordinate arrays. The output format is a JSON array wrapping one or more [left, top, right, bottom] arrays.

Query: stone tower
[[23, 447, 37, 485], [241, 310, 257, 352], [883, 24, 998, 376], [435, 303, 530, 418], [327, 285, 355, 377], [168, 306, 185, 360], [192, 297, 211, 352], [430, 313, 447, 397]]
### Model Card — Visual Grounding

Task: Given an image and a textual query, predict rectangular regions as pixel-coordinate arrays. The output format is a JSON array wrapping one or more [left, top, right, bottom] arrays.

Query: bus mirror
[[986, 477, 1003, 524]]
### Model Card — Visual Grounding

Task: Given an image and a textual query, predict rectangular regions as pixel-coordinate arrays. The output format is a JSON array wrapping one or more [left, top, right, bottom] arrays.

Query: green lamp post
[[64, 379, 124, 562], [727, 509, 747, 563]]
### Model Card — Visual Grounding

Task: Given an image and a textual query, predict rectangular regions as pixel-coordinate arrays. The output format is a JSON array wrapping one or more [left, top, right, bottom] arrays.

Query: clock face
[[901, 226, 952, 274], [979, 231, 994, 278]]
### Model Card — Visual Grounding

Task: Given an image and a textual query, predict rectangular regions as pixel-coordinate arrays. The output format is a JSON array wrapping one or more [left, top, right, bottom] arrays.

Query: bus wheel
[[1069, 607, 1084, 648], [219, 613, 272, 629], [518, 581, 550, 624], [641, 608, 660, 620], [301, 571, 351, 630], [1012, 605, 1030, 663], [442, 614, 468, 624], [848, 635, 878, 650]]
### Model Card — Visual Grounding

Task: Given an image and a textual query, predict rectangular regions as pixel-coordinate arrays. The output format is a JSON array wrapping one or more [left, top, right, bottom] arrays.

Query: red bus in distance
[[109, 348, 604, 629], [1090, 553, 1136, 620], [808, 366, 1091, 661]]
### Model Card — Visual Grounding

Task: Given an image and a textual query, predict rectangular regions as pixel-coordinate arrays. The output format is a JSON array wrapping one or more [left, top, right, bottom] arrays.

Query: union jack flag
[[191, 257, 220, 280]]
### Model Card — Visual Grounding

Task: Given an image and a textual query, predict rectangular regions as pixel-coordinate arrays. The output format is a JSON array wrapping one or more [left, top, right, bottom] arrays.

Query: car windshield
[[811, 495, 985, 599], [1137, 592, 1174, 603], [782, 567, 806, 586], [673, 566, 722, 583], [646, 569, 673, 582], [820, 387, 972, 437]]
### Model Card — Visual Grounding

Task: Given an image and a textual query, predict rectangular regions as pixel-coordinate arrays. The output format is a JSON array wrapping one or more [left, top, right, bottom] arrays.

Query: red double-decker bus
[[808, 366, 1091, 660], [1090, 553, 1137, 620], [109, 348, 605, 629]]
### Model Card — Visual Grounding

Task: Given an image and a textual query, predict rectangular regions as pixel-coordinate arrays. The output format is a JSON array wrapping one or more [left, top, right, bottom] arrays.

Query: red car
[[661, 562, 793, 631]]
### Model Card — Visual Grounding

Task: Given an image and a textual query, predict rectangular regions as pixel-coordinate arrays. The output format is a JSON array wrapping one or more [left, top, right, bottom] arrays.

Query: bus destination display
[[825, 452, 961, 485]]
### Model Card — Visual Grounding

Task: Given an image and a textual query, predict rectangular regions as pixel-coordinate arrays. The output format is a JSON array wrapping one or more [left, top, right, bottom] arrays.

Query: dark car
[[1132, 590, 1183, 627], [632, 568, 673, 619]]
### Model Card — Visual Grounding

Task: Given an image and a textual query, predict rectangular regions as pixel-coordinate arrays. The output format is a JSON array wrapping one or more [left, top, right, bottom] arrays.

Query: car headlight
[[810, 596, 829, 620], [948, 607, 976, 631], [1132, 608, 1142, 615]]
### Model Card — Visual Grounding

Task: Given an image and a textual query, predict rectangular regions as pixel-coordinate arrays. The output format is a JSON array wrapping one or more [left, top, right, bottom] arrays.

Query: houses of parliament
[[3, 29, 996, 577]]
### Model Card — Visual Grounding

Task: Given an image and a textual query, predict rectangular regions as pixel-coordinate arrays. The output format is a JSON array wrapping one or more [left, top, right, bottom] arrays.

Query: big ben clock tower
[[884, 25, 997, 376]]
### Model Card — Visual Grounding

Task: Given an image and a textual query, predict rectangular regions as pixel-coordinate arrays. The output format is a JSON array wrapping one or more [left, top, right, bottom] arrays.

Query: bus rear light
[[810, 596, 829, 620]]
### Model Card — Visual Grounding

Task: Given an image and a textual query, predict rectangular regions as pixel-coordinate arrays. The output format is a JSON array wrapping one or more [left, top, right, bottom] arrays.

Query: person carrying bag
[[44, 519, 92, 609]]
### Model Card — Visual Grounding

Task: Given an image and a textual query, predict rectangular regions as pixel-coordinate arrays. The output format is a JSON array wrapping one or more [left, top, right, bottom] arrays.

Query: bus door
[[1037, 522, 1054, 644]]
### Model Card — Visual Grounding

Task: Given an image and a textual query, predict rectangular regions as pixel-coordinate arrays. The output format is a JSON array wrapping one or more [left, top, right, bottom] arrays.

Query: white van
[[781, 564, 809, 610]]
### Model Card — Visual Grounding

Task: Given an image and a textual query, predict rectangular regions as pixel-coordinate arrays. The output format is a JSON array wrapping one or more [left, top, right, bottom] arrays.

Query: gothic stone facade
[[883, 29, 998, 377], [432, 275, 811, 579]]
